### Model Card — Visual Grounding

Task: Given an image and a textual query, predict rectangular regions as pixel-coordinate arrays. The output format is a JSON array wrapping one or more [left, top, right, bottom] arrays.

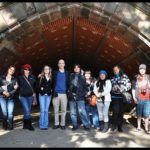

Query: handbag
[[23, 76, 37, 106], [122, 91, 133, 104], [87, 94, 97, 106]]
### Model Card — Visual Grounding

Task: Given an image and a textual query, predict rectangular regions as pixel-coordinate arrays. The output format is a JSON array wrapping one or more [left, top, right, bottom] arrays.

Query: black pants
[[112, 98, 124, 128]]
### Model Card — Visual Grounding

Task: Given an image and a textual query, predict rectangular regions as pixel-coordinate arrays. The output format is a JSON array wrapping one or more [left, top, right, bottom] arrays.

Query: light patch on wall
[[63, 35, 68, 38], [54, 37, 58, 41], [0, 39, 17, 54], [50, 29, 56, 33], [114, 36, 119, 41], [80, 35, 85, 39], [62, 26, 68, 30], [81, 27, 87, 30], [92, 31, 98, 34]]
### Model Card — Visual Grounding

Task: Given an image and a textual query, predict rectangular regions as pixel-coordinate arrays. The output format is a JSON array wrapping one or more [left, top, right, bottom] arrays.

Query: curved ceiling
[[0, 2, 150, 77]]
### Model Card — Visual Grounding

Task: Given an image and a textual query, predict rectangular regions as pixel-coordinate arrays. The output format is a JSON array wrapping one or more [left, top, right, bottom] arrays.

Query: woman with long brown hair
[[37, 65, 52, 130], [84, 70, 99, 130], [0, 65, 18, 130]]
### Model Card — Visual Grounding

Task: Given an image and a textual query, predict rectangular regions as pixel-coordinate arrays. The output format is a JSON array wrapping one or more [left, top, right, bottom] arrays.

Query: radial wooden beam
[[71, 16, 77, 67]]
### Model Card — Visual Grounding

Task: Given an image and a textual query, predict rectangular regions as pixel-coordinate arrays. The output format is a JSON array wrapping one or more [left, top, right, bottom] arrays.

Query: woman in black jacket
[[37, 65, 52, 130], [0, 65, 18, 130], [18, 64, 36, 131]]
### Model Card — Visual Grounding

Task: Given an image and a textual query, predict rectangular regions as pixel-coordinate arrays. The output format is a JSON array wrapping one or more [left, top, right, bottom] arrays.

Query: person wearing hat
[[18, 64, 36, 131], [132, 64, 150, 134], [93, 70, 112, 133], [111, 65, 131, 132]]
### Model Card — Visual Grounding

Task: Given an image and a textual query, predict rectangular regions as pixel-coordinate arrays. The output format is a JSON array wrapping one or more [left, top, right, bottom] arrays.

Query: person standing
[[93, 70, 112, 133], [111, 65, 131, 132], [68, 64, 90, 131], [18, 64, 36, 131], [52, 59, 70, 130], [132, 64, 150, 134], [0, 66, 18, 130], [37, 65, 52, 130], [84, 70, 99, 130]]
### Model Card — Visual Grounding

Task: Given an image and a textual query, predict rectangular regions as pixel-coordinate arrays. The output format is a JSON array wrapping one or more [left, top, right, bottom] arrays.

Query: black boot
[[8, 118, 14, 130], [111, 124, 117, 131], [2, 119, 8, 130], [27, 119, 35, 131], [118, 125, 123, 132], [23, 119, 28, 129], [99, 121, 104, 131], [102, 122, 109, 133]]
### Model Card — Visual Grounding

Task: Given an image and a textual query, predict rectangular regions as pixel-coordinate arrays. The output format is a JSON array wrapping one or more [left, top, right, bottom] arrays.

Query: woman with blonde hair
[[37, 65, 52, 130]]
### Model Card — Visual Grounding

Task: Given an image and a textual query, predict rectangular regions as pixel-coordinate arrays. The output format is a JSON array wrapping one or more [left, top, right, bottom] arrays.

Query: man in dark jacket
[[68, 64, 90, 131]]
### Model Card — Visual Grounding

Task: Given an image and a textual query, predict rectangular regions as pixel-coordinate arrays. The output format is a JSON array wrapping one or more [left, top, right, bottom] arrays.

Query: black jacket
[[18, 75, 36, 97], [37, 76, 52, 96], [68, 73, 88, 101], [0, 75, 18, 99]]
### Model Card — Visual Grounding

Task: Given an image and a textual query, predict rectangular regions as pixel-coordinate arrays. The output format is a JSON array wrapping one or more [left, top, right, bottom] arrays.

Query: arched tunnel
[[0, 2, 150, 79]]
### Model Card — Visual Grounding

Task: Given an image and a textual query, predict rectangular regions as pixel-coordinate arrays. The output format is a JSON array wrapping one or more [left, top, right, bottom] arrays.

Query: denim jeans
[[0, 97, 14, 126], [69, 100, 90, 128], [19, 96, 33, 119], [85, 103, 99, 128], [97, 101, 111, 122], [39, 94, 51, 129]]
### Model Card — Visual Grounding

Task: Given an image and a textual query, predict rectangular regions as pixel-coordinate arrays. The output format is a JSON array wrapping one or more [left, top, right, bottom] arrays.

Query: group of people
[[0, 59, 150, 134]]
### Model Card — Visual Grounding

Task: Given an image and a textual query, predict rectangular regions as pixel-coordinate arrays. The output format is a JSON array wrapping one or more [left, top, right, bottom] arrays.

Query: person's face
[[24, 69, 30, 75], [84, 72, 91, 80], [58, 60, 65, 69], [99, 74, 106, 80], [44, 66, 50, 74], [74, 66, 80, 73], [113, 66, 120, 75], [8, 67, 15, 75], [139, 69, 146, 75]]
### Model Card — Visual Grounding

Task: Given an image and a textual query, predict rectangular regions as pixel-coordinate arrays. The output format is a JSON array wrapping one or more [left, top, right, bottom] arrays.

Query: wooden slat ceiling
[[0, 16, 149, 76]]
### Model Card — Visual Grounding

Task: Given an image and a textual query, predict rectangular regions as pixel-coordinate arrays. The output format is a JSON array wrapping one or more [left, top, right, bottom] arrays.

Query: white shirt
[[93, 79, 112, 102]]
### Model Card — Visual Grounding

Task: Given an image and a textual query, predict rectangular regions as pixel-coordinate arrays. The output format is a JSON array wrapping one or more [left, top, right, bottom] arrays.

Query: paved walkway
[[0, 107, 150, 147]]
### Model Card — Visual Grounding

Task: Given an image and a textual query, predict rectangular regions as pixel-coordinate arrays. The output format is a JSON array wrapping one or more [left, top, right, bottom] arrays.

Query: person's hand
[[4, 92, 10, 97], [99, 92, 102, 97], [3, 91, 7, 96], [120, 85, 126, 93], [134, 98, 138, 104], [14, 83, 18, 90]]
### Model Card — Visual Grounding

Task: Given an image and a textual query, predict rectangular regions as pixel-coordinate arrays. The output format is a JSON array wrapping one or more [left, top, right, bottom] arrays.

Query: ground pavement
[[0, 105, 150, 148]]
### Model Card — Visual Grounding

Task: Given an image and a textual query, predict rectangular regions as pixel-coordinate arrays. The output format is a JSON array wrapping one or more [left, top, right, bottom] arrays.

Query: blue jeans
[[19, 96, 33, 119], [39, 94, 51, 129], [85, 103, 99, 128], [69, 100, 90, 128], [0, 97, 14, 126]]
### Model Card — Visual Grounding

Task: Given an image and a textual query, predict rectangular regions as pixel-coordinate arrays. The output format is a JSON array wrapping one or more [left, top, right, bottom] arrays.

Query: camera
[[141, 89, 146, 95], [72, 86, 77, 96]]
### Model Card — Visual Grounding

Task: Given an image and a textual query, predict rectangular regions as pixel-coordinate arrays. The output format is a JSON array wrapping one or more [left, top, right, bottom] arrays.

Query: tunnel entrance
[[0, 3, 149, 79]]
